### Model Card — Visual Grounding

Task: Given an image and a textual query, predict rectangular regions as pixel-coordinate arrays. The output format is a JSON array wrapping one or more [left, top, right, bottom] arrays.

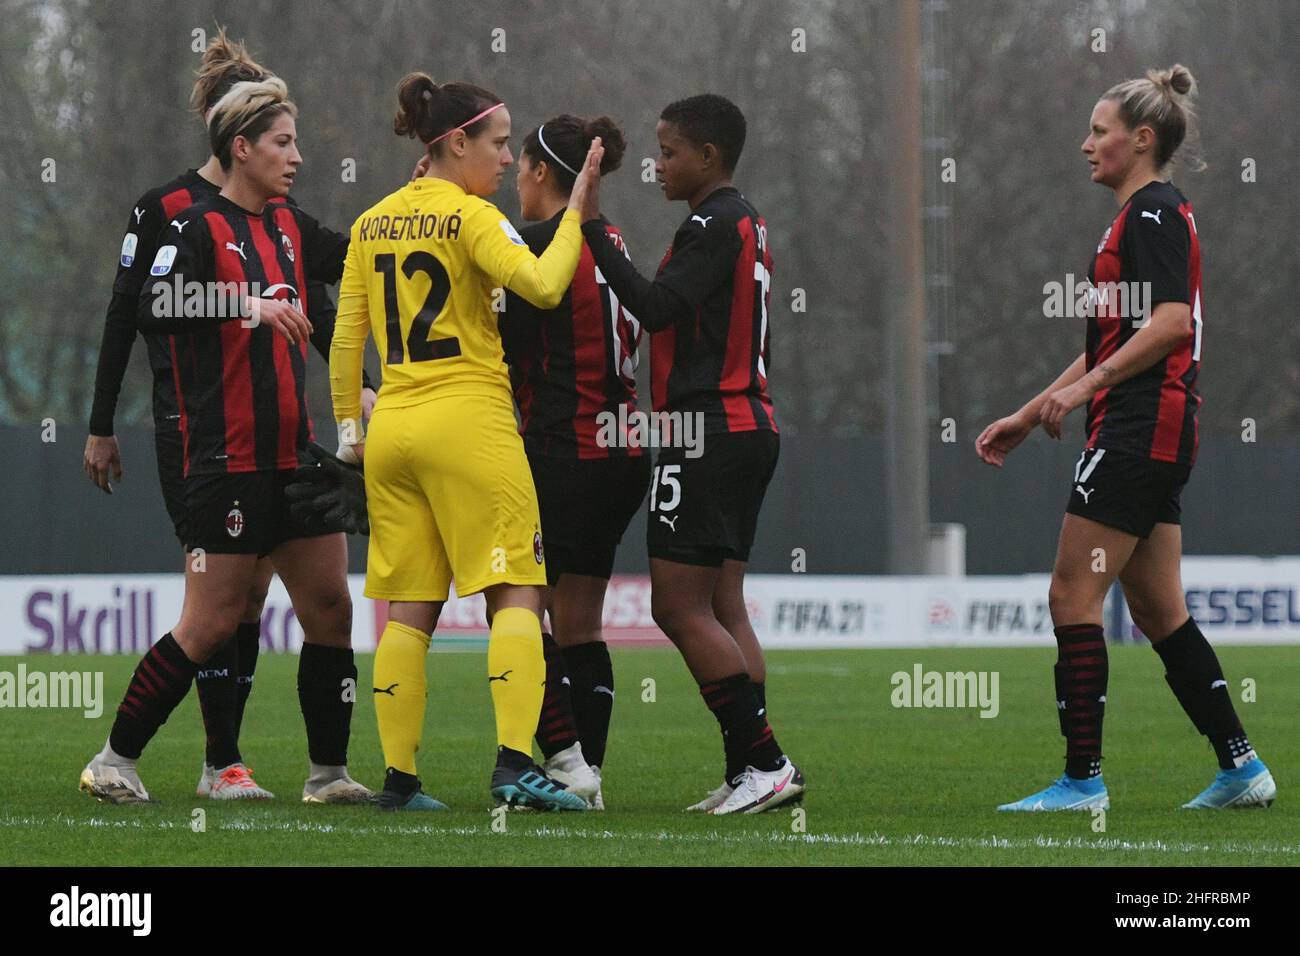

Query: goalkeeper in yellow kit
[[330, 73, 604, 811]]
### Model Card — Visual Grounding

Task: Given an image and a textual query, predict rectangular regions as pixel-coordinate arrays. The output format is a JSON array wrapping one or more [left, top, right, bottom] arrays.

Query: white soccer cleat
[[710, 759, 806, 815], [541, 743, 599, 803], [208, 763, 275, 800], [197, 763, 214, 798], [685, 780, 735, 812], [302, 770, 374, 805], [590, 765, 605, 811], [79, 749, 153, 805]]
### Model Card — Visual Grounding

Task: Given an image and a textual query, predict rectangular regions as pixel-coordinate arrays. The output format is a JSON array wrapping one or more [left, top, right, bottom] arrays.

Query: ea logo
[[226, 503, 245, 539], [533, 532, 544, 564]]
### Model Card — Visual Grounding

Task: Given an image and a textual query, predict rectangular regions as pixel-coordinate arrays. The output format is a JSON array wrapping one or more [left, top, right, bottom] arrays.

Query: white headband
[[537, 125, 580, 177]]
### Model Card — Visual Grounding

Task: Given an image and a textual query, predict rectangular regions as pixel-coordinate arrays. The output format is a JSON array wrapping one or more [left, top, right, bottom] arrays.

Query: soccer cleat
[[208, 763, 275, 800], [1182, 757, 1276, 809], [302, 771, 374, 805], [541, 743, 600, 803], [79, 752, 153, 805], [711, 759, 806, 815], [997, 774, 1109, 811], [376, 785, 449, 812], [590, 765, 605, 811], [491, 764, 587, 811], [197, 763, 214, 798], [685, 780, 735, 812]]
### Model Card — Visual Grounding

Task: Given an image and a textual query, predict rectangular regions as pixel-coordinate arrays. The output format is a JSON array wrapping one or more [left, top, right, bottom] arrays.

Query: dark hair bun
[[394, 72, 437, 139], [585, 116, 627, 175]]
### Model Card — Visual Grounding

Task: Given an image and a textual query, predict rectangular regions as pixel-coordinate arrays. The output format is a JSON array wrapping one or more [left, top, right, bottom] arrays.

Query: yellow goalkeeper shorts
[[363, 386, 546, 601]]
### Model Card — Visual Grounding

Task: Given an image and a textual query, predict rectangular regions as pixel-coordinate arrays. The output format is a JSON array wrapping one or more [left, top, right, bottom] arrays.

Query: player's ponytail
[[1103, 63, 1204, 172], [190, 25, 271, 117], [521, 114, 626, 193], [209, 76, 297, 171], [394, 72, 503, 155]]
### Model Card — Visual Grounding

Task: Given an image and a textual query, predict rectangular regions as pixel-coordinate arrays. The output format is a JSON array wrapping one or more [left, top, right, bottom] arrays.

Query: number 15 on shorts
[[649, 464, 682, 519]]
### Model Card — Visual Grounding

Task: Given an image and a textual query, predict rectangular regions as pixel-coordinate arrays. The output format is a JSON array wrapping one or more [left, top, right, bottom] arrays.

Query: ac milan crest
[[226, 503, 245, 538]]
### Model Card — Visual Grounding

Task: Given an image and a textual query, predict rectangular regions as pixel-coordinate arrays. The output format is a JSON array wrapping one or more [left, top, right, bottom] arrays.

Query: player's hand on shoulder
[[84, 434, 123, 494]]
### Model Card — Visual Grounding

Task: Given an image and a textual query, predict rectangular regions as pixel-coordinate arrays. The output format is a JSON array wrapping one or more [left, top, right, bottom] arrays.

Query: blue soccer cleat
[[376, 768, 448, 811], [491, 764, 587, 812], [1182, 757, 1276, 809], [997, 773, 1109, 811]]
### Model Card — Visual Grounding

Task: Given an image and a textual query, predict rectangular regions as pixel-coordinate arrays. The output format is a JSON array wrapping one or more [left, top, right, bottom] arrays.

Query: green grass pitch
[[1, 646, 1296, 866]]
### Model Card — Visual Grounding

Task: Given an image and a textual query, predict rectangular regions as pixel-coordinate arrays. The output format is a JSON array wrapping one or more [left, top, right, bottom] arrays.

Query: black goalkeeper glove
[[285, 441, 370, 535]]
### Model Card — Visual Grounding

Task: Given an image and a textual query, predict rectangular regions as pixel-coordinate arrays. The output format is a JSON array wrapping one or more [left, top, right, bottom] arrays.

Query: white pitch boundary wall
[[1, 556, 1296, 654]]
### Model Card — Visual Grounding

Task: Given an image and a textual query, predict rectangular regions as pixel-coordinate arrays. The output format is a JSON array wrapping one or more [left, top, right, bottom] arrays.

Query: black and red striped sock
[[297, 644, 355, 767], [565, 640, 614, 768], [1153, 617, 1254, 770], [1054, 624, 1108, 780], [536, 632, 580, 759], [194, 635, 240, 768], [109, 633, 198, 760], [233, 621, 261, 739], [700, 673, 783, 781]]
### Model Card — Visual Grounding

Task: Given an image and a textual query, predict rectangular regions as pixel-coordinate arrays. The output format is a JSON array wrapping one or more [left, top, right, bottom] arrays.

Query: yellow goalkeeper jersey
[[331, 176, 584, 429]]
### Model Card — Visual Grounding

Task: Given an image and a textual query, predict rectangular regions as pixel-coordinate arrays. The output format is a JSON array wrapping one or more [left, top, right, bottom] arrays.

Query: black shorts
[[183, 469, 326, 556], [529, 452, 651, 585], [1065, 446, 1191, 538], [647, 430, 779, 567], [153, 422, 189, 546]]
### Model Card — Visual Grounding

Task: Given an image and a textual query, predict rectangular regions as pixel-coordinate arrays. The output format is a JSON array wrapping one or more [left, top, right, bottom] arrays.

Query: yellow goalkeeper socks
[[373, 620, 430, 775], [487, 607, 545, 755]]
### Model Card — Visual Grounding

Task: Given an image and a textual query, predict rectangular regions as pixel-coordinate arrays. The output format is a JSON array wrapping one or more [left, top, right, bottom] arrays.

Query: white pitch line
[[2, 814, 1297, 858]]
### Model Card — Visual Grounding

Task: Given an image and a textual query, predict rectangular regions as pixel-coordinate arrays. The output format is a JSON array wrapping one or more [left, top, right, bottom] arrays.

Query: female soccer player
[[977, 65, 1274, 811], [576, 94, 805, 815], [82, 31, 376, 801], [330, 74, 603, 811], [80, 77, 371, 806], [501, 114, 651, 808]]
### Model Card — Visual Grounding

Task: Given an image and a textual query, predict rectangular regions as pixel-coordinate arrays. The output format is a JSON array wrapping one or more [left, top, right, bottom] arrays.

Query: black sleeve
[[1123, 197, 1190, 305], [89, 192, 166, 434], [580, 219, 693, 333], [305, 282, 376, 390], [112, 191, 167, 299], [295, 207, 349, 284], [135, 217, 230, 333], [87, 292, 139, 435]]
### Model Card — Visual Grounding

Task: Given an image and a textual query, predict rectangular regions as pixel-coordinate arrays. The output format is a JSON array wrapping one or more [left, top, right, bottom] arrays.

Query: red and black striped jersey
[[90, 169, 354, 437], [1086, 180, 1202, 466], [582, 186, 776, 436], [500, 212, 643, 459], [136, 193, 348, 475]]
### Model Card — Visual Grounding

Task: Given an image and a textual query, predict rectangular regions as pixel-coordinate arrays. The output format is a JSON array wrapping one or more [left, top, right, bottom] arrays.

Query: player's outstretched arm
[[976, 352, 1087, 465]]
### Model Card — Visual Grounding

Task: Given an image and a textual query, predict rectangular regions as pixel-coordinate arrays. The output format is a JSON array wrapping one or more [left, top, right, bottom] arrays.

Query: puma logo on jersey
[[593, 685, 614, 697], [170, 219, 188, 233], [133, 206, 145, 224], [690, 215, 713, 228], [1075, 485, 1094, 503], [488, 670, 513, 683], [1140, 209, 1162, 225], [373, 683, 399, 696], [659, 514, 679, 531], [225, 241, 247, 261]]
